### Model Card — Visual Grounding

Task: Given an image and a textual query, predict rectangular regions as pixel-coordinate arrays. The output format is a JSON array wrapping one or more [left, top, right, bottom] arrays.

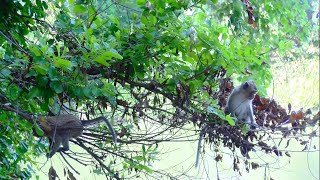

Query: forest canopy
[[0, 0, 318, 179]]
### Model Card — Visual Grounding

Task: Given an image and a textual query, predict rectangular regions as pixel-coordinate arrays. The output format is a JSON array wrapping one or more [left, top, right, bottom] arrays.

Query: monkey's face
[[242, 81, 257, 100], [248, 90, 257, 100]]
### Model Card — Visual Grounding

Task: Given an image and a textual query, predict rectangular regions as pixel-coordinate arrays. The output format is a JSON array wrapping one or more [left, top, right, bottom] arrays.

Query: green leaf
[[149, 15, 157, 25], [207, 106, 224, 119], [285, 41, 294, 49], [93, 49, 123, 66], [211, 0, 218, 3], [142, 145, 146, 155], [74, 4, 86, 13], [108, 15, 120, 27], [141, 16, 148, 25], [108, 96, 117, 107], [132, 156, 145, 161], [8, 85, 21, 100], [18, 142, 28, 153], [32, 65, 47, 75], [85, 28, 93, 37], [36, 76, 49, 86], [93, 55, 110, 67], [73, 86, 84, 97], [30, 46, 42, 56], [28, 87, 41, 99], [54, 59, 72, 70], [225, 115, 236, 126], [135, 164, 153, 173], [91, 87, 102, 97], [49, 81, 63, 93], [137, 0, 146, 5], [42, 1, 48, 9], [106, 49, 123, 59], [47, 67, 59, 80], [83, 88, 92, 98], [0, 69, 12, 78], [92, 169, 103, 175], [278, 40, 285, 49], [34, 123, 44, 136], [115, 30, 121, 40]]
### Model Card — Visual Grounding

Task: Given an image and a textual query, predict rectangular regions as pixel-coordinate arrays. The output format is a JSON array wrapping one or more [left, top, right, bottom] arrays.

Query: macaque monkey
[[43, 114, 117, 158], [195, 81, 258, 168], [225, 80, 258, 127]]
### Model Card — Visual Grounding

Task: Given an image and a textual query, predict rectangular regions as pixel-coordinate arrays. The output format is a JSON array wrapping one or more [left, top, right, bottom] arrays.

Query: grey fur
[[225, 80, 258, 127]]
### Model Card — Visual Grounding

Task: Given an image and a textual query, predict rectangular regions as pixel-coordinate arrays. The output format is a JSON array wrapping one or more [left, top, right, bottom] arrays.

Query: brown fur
[[40, 114, 116, 158]]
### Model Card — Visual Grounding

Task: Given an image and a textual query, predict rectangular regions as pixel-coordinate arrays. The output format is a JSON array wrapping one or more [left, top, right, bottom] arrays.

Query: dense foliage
[[0, 0, 318, 179]]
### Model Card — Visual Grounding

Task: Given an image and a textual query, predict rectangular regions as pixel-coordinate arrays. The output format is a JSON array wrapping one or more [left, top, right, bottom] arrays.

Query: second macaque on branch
[[225, 80, 258, 128], [195, 80, 258, 168]]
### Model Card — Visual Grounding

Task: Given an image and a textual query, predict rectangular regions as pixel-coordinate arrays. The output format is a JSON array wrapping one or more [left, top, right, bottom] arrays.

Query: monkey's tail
[[82, 117, 117, 143], [195, 127, 206, 168]]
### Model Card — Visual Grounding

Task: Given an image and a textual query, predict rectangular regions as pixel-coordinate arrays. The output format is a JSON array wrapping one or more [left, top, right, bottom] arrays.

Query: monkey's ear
[[243, 82, 249, 89]]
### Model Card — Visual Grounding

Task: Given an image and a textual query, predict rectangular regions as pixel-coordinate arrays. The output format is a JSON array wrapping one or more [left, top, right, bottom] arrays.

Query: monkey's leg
[[47, 136, 62, 158], [57, 135, 70, 152]]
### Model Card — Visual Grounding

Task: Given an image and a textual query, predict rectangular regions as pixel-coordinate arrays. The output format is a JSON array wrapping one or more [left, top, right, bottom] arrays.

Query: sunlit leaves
[[278, 40, 294, 55], [54, 59, 72, 71], [30, 45, 42, 56], [93, 49, 123, 67], [141, 16, 148, 26], [108, 15, 120, 28], [149, 15, 157, 26], [211, 0, 218, 4], [73, 4, 86, 13], [136, 0, 147, 6], [225, 115, 236, 126], [32, 65, 48, 75]]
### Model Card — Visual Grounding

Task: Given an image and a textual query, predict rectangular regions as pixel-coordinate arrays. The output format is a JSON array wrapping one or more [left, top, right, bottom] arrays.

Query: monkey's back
[[46, 115, 83, 138], [226, 88, 252, 120]]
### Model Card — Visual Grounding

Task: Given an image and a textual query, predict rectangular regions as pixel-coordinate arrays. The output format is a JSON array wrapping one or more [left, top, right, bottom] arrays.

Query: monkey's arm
[[248, 103, 258, 127]]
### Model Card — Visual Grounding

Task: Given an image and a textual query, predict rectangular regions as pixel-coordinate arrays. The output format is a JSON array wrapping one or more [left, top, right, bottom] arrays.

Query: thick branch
[[0, 94, 34, 124]]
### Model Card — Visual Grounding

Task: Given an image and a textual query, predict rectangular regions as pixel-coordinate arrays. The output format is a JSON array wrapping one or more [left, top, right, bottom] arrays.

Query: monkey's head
[[241, 81, 257, 100]]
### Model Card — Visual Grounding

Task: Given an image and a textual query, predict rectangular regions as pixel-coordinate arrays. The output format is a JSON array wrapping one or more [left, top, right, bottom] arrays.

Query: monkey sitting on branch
[[195, 80, 258, 168], [225, 80, 258, 128], [39, 114, 117, 158]]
